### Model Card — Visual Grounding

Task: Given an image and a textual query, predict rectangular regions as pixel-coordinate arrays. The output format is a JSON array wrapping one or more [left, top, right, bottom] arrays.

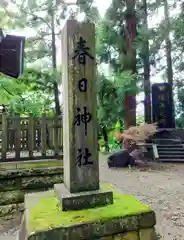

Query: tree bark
[[51, 3, 61, 116], [164, 0, 175, 127], [142, 0, 151, 123], [124, 0, 137, 129]]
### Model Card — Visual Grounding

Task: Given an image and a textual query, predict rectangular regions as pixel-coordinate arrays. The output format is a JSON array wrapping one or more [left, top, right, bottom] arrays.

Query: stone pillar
[[61, 20, 98, 193], [54, 20, 113, 211], [17, 20, 157, 240]]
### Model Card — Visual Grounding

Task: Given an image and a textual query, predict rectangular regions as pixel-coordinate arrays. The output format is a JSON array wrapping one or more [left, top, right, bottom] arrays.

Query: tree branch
[[4, 1, 52, 30], [1, 84, 14, 96]]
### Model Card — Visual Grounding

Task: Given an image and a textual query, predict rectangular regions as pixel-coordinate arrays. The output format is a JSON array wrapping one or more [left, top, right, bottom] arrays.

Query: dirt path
[[1, 158, 184, 240]]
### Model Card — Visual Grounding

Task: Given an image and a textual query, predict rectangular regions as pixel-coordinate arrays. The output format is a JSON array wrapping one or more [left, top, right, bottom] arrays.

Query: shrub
[[115, 123, 158, 149]]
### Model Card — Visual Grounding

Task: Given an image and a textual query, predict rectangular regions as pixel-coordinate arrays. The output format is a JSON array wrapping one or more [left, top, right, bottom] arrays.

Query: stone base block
[[54, 184, 113, 211], [139, 228, 158, 240], [18, 185, 157, 240]]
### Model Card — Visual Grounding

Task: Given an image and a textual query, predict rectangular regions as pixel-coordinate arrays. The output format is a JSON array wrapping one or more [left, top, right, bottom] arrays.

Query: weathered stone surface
[[0, 167, 64, 217], [55, 184, 113, 211], [0, 167, 63, 179], [62, 20, 99, 193], [0, 190, 23, 205], [16, 159, 63, 169], [21, 174, 63, 190], [114, 232, 139, 240], [0, 177, 20, 191], [139, 227, 158, 240], [25, 217, 154, 240], [0, 167, 63, 191], [0, 174, 63, 191], [138, 212, 156, 228], [0, 202, 24, 218]]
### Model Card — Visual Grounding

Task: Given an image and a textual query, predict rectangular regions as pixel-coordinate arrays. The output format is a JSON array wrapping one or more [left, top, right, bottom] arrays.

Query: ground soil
[[0, 157, 184, 240]]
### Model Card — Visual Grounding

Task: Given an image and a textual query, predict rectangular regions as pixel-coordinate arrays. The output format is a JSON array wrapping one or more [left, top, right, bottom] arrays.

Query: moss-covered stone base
[[0, 166, 63, 218], [18, 185, 157, 240]]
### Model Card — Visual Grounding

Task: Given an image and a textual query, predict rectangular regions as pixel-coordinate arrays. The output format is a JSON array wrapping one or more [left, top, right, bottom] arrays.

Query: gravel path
[[1, 157, 184, 240], [100, 157, 184, 240], [0, 216, 21, 239]]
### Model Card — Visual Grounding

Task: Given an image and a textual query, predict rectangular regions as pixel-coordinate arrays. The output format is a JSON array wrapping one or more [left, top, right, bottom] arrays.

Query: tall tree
[[123, 0, 137, 128], [142, 0, 151, 123], [50, 0, 60, 115], [163, 0, 175, 126]]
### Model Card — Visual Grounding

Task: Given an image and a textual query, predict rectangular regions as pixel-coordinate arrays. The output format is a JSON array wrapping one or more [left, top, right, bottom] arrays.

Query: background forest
[[1, 0, 184, 150]]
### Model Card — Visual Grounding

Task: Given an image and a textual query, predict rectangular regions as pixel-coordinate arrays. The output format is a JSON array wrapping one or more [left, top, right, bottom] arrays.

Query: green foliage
[[136, 115, 145, 125], [0, 73, 27, 104], [97, 71, 136, 128], [0, 68, 56, 116]]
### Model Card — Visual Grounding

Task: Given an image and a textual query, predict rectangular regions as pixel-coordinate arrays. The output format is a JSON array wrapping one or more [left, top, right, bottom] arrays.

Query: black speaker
[[0, 34, 25, 78]]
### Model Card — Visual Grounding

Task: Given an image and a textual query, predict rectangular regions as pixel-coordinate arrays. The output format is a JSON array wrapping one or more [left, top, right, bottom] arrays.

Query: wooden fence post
[[58, 116, 63, 151], [1, 113, 7, 161], [28, 115, 34, 158], [54, 115, 59, 156], [41, 113, 47, 157], [15, 116, 21, 161], [49, 119, 54, 149]]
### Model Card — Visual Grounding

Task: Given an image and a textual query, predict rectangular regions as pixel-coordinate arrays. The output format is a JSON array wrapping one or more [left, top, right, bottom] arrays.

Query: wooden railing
[[0, 114, 63, 162]]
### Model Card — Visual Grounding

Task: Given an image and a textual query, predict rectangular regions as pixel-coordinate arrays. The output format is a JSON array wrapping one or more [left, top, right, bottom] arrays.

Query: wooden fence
[[0, 114, 63, 162]]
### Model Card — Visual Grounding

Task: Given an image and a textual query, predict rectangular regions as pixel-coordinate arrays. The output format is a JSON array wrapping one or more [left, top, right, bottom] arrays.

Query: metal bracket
[[152, 144, 159, 161]]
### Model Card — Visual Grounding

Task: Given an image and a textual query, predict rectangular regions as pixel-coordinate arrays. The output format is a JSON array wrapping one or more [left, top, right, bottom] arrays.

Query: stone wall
[[0, 167, 63, 218], [98, 228, 158, 239]]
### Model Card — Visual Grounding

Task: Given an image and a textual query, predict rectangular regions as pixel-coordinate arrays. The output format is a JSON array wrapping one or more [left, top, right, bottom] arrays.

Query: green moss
[[27, 184, 152, 234], [0, 163, 16, 170], [0, 159, 63, 171], [16, 160, 63, 169]]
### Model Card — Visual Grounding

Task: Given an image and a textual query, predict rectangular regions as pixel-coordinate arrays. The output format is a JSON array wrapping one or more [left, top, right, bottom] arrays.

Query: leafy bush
[[115, 123, 158, 149]]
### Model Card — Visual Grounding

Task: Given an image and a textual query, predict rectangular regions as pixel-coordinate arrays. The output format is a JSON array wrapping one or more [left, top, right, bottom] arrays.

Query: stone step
[[157, 145, 184, 149], [157, 149, 184, 152], [157, 147, 184, 150], [157, 147, 184, 152], [159, 158, 184, 162], [159, 155, 184, 159], [154, 143, 182, 146], [158, 150, 184, 155], [153, 139, 182, 144], [153, 138, 181, 141]]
